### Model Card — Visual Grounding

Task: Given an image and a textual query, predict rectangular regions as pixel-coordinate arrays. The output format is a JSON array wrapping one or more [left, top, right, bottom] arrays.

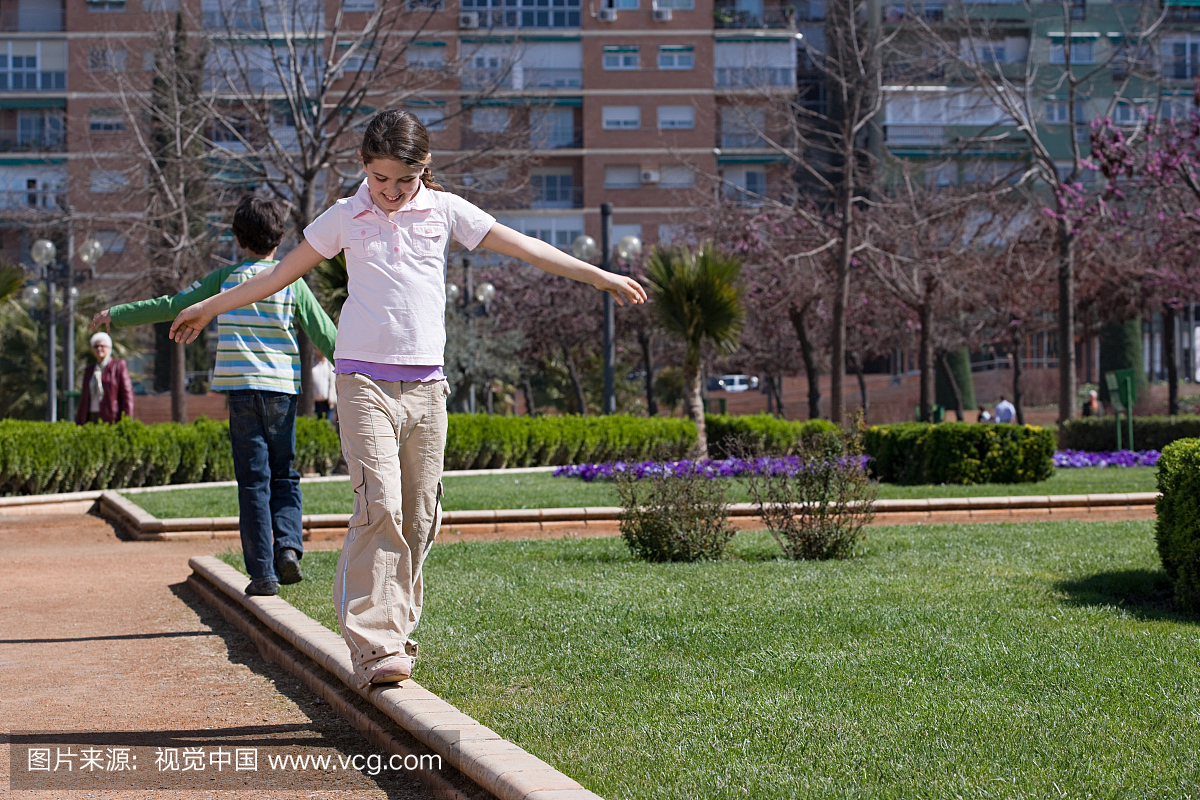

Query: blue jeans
[[228, 390, 303, 583]]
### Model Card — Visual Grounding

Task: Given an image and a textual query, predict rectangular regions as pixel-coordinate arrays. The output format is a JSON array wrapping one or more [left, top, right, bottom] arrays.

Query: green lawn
[[218, 519, 1200, 799], [128, 467, 1159, 519]]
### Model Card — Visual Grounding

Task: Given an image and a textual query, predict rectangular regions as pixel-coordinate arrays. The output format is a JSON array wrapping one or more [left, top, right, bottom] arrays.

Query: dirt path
[[0, 512, 439, 799]]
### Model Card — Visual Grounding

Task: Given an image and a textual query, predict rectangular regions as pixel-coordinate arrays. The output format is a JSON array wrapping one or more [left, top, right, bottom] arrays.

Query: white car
[[715, 374, 759, 393]]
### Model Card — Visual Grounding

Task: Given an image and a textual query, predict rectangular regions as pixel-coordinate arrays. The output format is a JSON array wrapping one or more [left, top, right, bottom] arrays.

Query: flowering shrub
[[554, 455, 870, 483], [1054, 449, 1160, 468]]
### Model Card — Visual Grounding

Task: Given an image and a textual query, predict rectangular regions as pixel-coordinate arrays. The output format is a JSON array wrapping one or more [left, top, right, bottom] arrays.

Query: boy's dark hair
[[360, 110, 444, 191], [231, 195, 285, 256]]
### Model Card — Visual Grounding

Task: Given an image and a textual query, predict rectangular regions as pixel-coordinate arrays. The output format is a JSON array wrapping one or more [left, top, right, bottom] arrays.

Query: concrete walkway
[[0, 511, 456, 799]]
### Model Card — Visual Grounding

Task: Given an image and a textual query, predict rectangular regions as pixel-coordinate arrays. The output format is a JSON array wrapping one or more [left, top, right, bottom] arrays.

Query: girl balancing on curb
[[170, 110, 647, 687]]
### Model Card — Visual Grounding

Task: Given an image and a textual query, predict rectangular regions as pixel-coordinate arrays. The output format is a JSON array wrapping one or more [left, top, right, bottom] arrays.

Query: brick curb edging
[[188, 555, 603, 800]]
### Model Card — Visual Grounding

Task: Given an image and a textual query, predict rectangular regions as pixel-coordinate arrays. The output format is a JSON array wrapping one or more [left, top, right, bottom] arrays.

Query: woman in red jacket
[[75, 331, 134, 424]]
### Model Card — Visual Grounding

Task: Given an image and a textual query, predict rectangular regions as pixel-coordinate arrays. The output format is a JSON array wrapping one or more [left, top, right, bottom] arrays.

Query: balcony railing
[[463, 67, 582, 91], [0, 130, 66, 152], [1, 6, 65, 32], [720, 132, 769, 148], [530, 185, 583, 209], [884, 125, 946, 145], [531, 128, 582, 149], [1163, 58, 1199, 81], [714, 8, 797, 28], [0, 188, 66, 212], [715, 67, 796, 90], [0, 72, 66, 92]]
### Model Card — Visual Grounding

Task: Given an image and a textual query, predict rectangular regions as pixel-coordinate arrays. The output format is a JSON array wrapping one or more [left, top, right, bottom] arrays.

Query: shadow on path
[[1057, 568, 1194, 624], [0, 631, 219, 645]]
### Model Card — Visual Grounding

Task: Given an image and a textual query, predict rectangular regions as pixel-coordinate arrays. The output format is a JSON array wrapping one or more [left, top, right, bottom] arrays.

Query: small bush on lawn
[[1155, 438, 1200, 611], [864, 422, 1055, 485], [616, 468, 734, 562], [740, 431, 876, 560], [1061, 416, 1200, 452]]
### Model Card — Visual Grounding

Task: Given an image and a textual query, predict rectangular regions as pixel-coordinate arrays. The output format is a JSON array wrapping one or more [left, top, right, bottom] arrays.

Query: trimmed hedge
[[4, 412, 846, 494], [1061, 416, 1200, 452], [1155, 439, 1200, 612], [0, 417, 341, 496], [864, 422, 1056, 485]]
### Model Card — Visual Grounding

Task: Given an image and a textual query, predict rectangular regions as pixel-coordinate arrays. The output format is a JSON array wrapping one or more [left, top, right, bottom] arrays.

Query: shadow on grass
[[1057, 569, 1194, 623]]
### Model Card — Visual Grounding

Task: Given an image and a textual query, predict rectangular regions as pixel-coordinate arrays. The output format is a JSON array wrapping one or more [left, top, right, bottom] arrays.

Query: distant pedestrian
[[75, 331, 134, 424], [994, 395, 1016, 424], [976, 404, 992, 423], [312, 351, 337, 421], [1082, 389, 1101, 417]]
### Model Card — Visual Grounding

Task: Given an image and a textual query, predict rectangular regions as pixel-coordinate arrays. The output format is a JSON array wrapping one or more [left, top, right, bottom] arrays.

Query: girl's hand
[[170, 301, 213, 344], [88, 309, 112, 333], [598, 273, 648, 306]]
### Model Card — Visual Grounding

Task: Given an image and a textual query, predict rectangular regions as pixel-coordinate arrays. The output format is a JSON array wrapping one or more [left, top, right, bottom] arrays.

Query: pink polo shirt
[[303, 180, 495, 367]]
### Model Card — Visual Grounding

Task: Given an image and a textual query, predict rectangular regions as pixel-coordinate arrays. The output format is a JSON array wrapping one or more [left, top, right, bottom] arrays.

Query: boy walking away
[[90, 196, 338, 596]]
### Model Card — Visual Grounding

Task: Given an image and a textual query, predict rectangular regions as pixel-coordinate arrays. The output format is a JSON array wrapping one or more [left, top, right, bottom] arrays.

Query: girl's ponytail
[[420, 166, 444, 191]]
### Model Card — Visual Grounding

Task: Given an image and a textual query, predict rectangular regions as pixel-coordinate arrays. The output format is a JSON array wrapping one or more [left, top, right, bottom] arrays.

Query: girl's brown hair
[[359, 110, 444, 191]]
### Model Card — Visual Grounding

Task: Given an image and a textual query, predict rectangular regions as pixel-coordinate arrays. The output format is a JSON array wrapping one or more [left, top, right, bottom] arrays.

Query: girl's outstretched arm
[[169, 241, 325, 344], [478, 223, 647, 305]]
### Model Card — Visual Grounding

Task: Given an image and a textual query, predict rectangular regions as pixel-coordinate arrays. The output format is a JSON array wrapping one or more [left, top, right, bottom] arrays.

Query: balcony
[[720, 131, 769, 148], [459, 0, 582, 29], [0, 129, 65, 152], [0, 2, 64, 32], [885, 125, 946, 145], [0, 187, 65, 212], [463, 67, 582, 91], [714, 0, 823, 27], [531, 128, 581, 149], [1162, 58, 1199, 81], [715, 67, 796, 90], [529, 185, 583, 209]]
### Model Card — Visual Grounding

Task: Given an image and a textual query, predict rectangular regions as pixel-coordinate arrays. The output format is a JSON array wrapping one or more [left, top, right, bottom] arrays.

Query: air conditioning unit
[[597, 7, 618, 21], [641, 169, 660, 184], [458, 11, 480, 28], [652, 7, 672, 21]]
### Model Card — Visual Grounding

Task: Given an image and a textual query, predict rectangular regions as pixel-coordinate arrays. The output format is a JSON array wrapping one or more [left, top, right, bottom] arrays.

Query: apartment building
[[1, 0, 823, 295]]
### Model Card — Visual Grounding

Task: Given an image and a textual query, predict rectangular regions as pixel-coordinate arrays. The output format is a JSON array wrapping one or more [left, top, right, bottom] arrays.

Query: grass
[[218, 519, 1200, 799], [128, 466, 1159, 519]]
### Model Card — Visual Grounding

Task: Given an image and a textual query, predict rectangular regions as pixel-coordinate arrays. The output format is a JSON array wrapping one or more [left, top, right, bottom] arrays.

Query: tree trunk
[[938, 351, 965, 421], [297, 328, 314, 418], [918, 299, 935, 423], [562, 344, 588, 415], [171, 340, 188, 424], [638, 328, 658, 416], [830, 220, 852, 426], [486, 378, 494, 415], [789, 302, 821, 420], [1056, 217, 1077, 423], [1012, 328, 1025, 426], [684, 345, 707, 458], [1166, 308, 1179, 415], [523, 376, 535, 417], [854, 356, 868, 424]]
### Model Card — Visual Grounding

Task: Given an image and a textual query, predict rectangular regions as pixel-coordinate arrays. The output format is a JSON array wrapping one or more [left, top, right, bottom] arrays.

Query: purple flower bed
[[1053, 450, 1160, 468], [553, 456, 870, 483]]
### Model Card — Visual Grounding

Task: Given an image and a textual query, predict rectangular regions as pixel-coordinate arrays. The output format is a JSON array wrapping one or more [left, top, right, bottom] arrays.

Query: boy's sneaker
[[246, 578, 278, 596], [367, 655, 414, 685], [276, 548, 303, 585]]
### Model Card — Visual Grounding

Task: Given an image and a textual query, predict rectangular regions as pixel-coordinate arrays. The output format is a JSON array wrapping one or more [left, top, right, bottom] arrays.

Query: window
[[471, 108, 509, 132], [1043, 101, 1068, 123], [88, 1, 126, 12], [658, 46, 694, 70], [1114, 101, 1142, 126], [602, 106, 640, 130], [604, 165, 641, 189], [1049, 41, 1095, 65], [343, 0, 376, 9], [17, 109, 62, 148], [341, 47, 377, 73], [90, 170, 128, 193], [88, 108, 126, 132], [410, 108, 445, 130], [1164, 36, 1200, 81], [722, 167, 765, 203], [720, 108, 766, 148], [659, 164, 694, 188], [714, 42, 796, 89], [88, 48, 127, 72], [657, 106, 695, 130], [657, 0, 694, 8], [658, 224, 688, 245], [531, 168, 575, 208], [463, 168, 509, 192], [142, 50, 156, 72], [460, 0, 582, 29], [612, 223, 642, 244], [406, 46, 445, 70], [143, 0, 180, 10], [613, 0, 638, 7], [602, 46, 639, 70], [531, 108, 576, 148], [92, 230, 126, 254]]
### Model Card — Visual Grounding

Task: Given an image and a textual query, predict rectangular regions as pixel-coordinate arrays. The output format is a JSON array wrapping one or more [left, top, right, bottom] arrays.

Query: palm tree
[[645, 244, 745, 458]]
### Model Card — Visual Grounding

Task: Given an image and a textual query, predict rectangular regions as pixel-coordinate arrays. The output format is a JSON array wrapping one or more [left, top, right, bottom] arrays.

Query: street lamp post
[[29, 239, 57, 422]]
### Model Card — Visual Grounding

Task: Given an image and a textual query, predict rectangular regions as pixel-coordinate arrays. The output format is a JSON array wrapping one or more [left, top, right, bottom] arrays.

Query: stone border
[[188, 555, 602, 800], [0, 488, 1160, 540]]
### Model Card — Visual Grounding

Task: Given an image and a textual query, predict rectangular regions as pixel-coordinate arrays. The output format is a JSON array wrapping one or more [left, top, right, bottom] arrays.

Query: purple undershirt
[[335, 360, 445, 383]]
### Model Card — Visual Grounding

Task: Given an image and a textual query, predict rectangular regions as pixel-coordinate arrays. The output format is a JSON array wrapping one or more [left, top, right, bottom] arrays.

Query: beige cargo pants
[[332, 373, 448, 686]]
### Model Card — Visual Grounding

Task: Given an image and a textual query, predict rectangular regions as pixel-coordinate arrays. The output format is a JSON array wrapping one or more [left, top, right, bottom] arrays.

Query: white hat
[[90, 331, 112, 348]]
